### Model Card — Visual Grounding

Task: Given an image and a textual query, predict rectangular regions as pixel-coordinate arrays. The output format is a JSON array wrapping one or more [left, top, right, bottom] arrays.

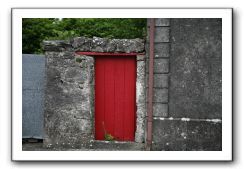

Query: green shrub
[[22, 18, 147, 54]]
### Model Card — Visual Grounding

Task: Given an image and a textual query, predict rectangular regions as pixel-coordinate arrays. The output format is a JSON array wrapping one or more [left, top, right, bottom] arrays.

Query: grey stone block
[[147, 18, 170, 27], [147, 27, 170, 42], [154, 74, 169, 88], [155, 43, 170, 58], [87, 141, 145, 150], [43, 40, 73, 52], [91, 37, 110, 52], [152, 119, 222, 151], [69, 37, 145, 53], [153, 119, 186, 144], [155, 18, 170, 26], [146, 58, 169, 73], [154, 58, 169, 73], [146, 88, 168, 103], [136, 103, 146, 118], [136, 60, 146, 104], [146, 74, 169, 88], [155, 27, 170, 42], [145, 43, 170, 58], [46, 56, 76, 67], [71, 37, 92, 51], [137, 55, 145, 61], [45, 51, 75, 60], [154, 88, 168, 103], [153, 103, 168, 117], [135, 117, 146, 143], [115, 38, 145, 53]]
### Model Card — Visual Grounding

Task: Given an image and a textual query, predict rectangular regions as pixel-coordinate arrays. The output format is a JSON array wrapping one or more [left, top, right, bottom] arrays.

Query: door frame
[[76, 52, 146, 143]]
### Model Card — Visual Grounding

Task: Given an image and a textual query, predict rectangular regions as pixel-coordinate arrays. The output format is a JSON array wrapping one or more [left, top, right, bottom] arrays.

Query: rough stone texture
[[137, 54, 146, 61], [154, 43, 170, 58], [146, 88, 168, 103], [153, 103, 168, 117], [152, 119, 222, 151], [136, 61, 146, 104], [145, 18, 170, 123], [154, 27, 170, 42], [146, 43, 170, 58], [146, 74, 169, 88], [156, 18, 170, 26], [146, 18, 222, 151], [43, 36, 146, 148], [154, 74, 169, 88], [153, 88, 168, 103], [147, 18, 170, 27], [43, 40, 73, 52], [71, 36, 145, 53], [88, 141, 145, 150], [70, 37, 92, 51], [146, 58, 169, 73], [147, 27, 170, 42], [135, 116, 146, 143], [169, 18, 222, 119], [22, 54, 45, 139], [135, 58, 146, 143], [145, 18, 170, 125], [44, 51, 95, 148], [135, 55, 146, 143]]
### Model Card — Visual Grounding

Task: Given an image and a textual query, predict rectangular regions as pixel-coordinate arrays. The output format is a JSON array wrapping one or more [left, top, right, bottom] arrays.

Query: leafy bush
[[22, 18, 147, 54]]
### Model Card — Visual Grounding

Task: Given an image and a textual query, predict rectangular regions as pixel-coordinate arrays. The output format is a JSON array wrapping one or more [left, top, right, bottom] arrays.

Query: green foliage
[[75, 57, 83, 63], [22, 18, 147, 54], [102, 121, 116, 141], [104, 133, 115, 141], [22, 18, 58, 54]]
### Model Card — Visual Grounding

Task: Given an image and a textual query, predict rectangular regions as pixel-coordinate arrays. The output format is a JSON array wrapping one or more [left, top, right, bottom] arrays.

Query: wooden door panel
[[94, 58, 105, 140], [95, 56, 136, 141]]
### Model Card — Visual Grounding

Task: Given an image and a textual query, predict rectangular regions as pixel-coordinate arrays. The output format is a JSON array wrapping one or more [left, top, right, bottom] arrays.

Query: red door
[[95, 56, 136, 141]]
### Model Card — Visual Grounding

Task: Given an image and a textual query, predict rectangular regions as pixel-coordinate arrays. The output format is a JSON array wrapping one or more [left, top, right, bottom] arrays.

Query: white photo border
[[12, 8, 233, 161]]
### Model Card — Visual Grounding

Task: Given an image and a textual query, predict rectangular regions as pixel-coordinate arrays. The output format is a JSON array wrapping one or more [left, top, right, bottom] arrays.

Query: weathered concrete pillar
[[43, 41, 94, 148]]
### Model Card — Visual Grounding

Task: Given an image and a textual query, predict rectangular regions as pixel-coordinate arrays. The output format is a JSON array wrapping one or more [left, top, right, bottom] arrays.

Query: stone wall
[[43, 18, 222, 150], [147, 18, 222, 151], [146, 18, 170, 118], [145, 19, 170, 149], [44, 51, 94, 148], [43, 37, 146, 148]]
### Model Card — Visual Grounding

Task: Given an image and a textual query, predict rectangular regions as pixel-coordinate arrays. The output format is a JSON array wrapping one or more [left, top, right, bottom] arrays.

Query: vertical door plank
[[95, 58, 105, 140], [124, 57, 136, 141], [104, 57, 115, 137], [114, 57, 125, 140]]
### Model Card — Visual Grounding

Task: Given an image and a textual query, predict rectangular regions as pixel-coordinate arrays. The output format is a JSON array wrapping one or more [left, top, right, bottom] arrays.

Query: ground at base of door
[[22, 141, 145, 151]]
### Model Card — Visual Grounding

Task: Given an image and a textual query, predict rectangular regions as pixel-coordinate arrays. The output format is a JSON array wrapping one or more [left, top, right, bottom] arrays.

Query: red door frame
[[76, 52, 144, 56]]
